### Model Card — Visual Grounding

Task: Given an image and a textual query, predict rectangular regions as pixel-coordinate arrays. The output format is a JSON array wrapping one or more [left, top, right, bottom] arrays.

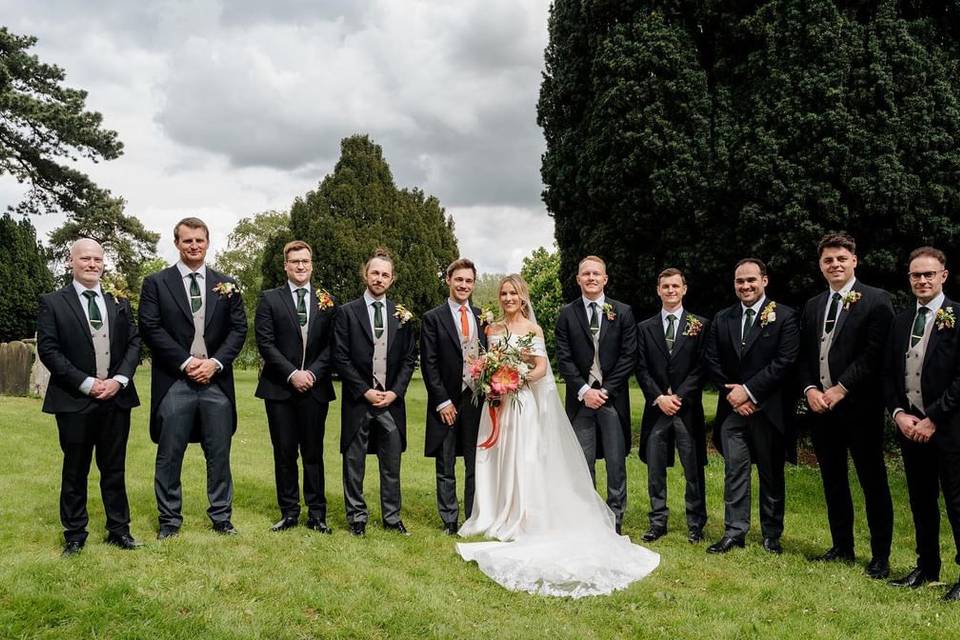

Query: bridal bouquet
[[468, 331, 535, 449]]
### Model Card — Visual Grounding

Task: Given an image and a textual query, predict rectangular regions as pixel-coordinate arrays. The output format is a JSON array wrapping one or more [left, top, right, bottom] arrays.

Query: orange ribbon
[[477, 401, 502, 450]]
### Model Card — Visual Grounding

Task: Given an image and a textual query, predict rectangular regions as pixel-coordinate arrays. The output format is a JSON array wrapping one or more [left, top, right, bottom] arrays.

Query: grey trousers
[[573, 404, 627, 524], [646, 414, 707, 531], [435, 392, 479, 526], [342, 409, 403, 526], [155, 379, 234, 529]]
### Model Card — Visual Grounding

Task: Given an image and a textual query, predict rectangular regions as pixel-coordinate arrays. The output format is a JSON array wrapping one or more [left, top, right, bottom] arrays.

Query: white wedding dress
[[457, 334, 660, 598]]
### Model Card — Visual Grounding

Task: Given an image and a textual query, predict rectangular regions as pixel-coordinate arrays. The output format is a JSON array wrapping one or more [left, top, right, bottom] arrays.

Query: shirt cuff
[[743, 385, 758, 404], [211, 358, 224, 371], [892, 408, 904, 419], [802, 385, 817, 394], [79, 377, 95, 395], [836, 381, 849, 393], [286, 369, 298, 383], [577, 384, 591, 402], [436, 400, 453, 412], [180, 356, 194, 371], [113, 375, 129, 388]]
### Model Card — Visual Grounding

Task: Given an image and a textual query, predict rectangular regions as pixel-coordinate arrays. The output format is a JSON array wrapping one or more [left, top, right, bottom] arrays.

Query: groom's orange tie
[[459, 305, 470, 339]]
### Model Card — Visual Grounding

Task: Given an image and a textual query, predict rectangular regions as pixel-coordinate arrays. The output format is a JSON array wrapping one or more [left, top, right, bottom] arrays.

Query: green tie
[[589, 302, 600, 338], [373, 301, 384, 339], [824, 292, 842, 335], [82, 290, 102, 330], [741, 308, 756, 345], [911, 306, 930, 348], [665, 314, 676, 353], [188, 273, 202, 313], [296, 288, 307, 326]]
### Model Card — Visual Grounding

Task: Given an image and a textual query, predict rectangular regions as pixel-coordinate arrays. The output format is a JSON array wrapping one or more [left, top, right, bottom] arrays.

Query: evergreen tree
[[0, 213, 54, 342]]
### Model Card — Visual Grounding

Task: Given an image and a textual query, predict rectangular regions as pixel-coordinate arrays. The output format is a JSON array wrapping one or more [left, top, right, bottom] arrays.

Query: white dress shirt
[[363, 289, 388, 341], [578, 294, 607, 401], [72, 280, 129, 394], [661, 306, 684, 335], [286, 281, 314, 383], [740, 296, 766, 404], [436, 299, 478, 412], [175, 261, 222, 372]]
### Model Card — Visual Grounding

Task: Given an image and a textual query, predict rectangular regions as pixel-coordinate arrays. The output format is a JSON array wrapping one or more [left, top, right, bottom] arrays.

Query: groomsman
[[704, 258, 799, 554], [334, 248, 418, 536], [636, 268, 709, 543], [556, 255, 637, 534], [254, 240, 336, 533], [421, 258, 486, 534], [798, 232, 894, 578], [139, 217, 247, 538], [884, 247, 960, 601], [37, 239, 142, 555]]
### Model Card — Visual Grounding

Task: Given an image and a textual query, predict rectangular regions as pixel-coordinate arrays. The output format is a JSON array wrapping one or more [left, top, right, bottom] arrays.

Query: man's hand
[[438, 404, 458, 426], [187, 359, 219, 384], [915, 417, 937, 443], [289, 370, 315, 393], [94, 378, 121, 400], [805, 388, 830, 414], [657, 394, 682, 417], [372, 390, 397, 408], [583, 388, 607, 410], [364, 389, 384, 405], [734, 400, 757, 416], [895, 412, 921, 441], [725, 384, 750, 408], [822, 385, 847, 410]]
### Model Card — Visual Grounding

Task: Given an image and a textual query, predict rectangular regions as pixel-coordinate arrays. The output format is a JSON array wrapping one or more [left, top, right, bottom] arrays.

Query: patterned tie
[[824, 292, 841, 335], [911, 306, 930, 348], [741, 308, 756, 345], [188, 273, 202, 313], [459, 305, 470, 339], [373, 301, 384, 338], [589, 302, 600, 338], [82, 290, 102, 330], [665, 314, 676, 353], [296, 288, 307, 326]]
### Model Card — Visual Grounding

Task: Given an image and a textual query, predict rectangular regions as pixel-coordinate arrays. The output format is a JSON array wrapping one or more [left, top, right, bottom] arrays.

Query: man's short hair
[[657, 267, 686, 284], [283, 240, 312, 259], [173, 217, 209, 241], [578, 255, 607, 271], [817, 232, 857, 256], [362, 246, 395, 275], [446, 258, 477, 279], [909, 246, 947, 267], [734, 257, 767, 276]]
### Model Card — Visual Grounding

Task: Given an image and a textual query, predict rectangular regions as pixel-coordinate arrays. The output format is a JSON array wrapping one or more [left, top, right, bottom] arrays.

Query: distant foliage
[[521, 246, 563, 363], [0, 214, 54, 342]]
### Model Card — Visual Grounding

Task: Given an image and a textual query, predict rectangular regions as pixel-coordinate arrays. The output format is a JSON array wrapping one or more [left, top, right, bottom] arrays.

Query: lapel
[[204, 269, 221, 329], [162, 266, 194, 323], [441, 303, 463, 351], [473, 306, 488, 349], [670, 310, 689, 359], [279, 286, 301, 335], [386, 299, 400, 354], [104, 292, 119, 348], [832, 282, 860, 339], [62, 285, 95, 350], [728, 305, 744, 357], [354, 299, 374, 345], [813, 290, 829, 342], [306, 287, 319, 338], [574, 301, 594, 343], [741, 299, 767, 356], [598, 300, 612, 345], [650, 315, 669, 360], [923, 299, 951, 372]]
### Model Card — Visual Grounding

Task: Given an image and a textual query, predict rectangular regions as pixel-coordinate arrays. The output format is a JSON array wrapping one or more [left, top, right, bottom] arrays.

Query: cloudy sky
[[1, 0, 556, 274]]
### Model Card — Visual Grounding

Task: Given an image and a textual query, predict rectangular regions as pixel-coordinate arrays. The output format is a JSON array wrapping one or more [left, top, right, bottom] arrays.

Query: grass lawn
[[1, 369, 958, 639]]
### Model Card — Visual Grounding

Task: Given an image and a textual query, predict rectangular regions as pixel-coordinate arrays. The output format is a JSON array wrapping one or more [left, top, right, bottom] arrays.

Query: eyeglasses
[[908, 270, 943, 282], [286, 259, 312, 266]]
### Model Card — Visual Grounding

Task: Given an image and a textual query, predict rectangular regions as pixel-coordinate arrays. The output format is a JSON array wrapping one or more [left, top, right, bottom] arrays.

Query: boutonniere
[[759, 301, 777, 327], [478, 305, 497, 327], [394, 304, 414, 326], [936, 307, 956, 331], [213, 281, 239, 298], [682, 316, 704, 337], [101, 282, 128, 302], [842, 290, 862, 310], [317, 288, 335, 311], [602, 303, 616, 321]]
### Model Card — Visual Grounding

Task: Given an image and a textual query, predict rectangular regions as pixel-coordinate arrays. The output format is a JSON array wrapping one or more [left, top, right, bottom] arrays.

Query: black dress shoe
[[349, 522, 366, 537], [707, 536, 745, 554], [865, 559, 890, 580], [812, 546, 855, 563], [762, 537, 783, 554], [157, 527, 180, 540], [306, 519, 332, 534], [442, 522, 458, 536], [615, 522, 622, 535], [62, 540, 84, 557], [383, 520, 411, 536], [105, 533, 143, 550], [640, 527, 666, 542], [889, 566, 937, 588], [688, 528, 704, 544], [944, 581, 960, 601], [212, 521, 238, 536], [271, 516, 299, 532]]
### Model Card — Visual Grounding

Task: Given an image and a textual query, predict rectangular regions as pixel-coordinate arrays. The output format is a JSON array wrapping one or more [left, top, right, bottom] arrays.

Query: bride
[[457, 274, 660, 598]]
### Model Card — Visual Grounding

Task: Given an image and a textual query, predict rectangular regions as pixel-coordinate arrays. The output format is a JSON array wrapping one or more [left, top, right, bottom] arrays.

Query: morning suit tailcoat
[[138, 265, 247, 443], [333, 297, 418, 453], [635, 311, 709, 467], [555, 298, 637, 457], [254, 285, 336, 404], [704, 300, 800, 452], [420, 303, 487, 457], [38, 285, 141, 414]]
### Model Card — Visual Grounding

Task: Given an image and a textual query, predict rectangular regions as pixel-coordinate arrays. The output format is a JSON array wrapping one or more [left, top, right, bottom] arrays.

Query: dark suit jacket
[[37, 284, 141, 414], [333, 296, 418, 454], [798, 281, 893, 422], [420, 302, 487, 457], [884, 299, 960, 452], [555, 297, 637, 457], [635, 310, 709, 466], [254, 285, 336, 403], [704, 298, 799, 451], [138, 265, 247, 443]]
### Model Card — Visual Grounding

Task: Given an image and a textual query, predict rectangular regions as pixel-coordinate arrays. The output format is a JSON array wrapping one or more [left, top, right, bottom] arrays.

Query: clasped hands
[[89, 378, 121, 400], [364, 388, 397, 409], [724, 383, 757, 416], [655, 393, 682, 416], [583, 388, 608, 410], [805, 385, 847, 414], [186, 358, 219, 385], [896, 412, 936, 443]]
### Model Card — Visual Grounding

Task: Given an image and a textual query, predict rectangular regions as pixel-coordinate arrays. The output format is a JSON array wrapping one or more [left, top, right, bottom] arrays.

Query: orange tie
[[459, 305, 470, 339]]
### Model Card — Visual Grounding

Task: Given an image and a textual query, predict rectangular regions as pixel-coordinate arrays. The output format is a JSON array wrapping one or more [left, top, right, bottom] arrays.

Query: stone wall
[[0, 338, 49, 398]]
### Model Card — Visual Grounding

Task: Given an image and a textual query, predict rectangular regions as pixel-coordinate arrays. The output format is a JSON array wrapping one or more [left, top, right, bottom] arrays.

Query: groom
[[420, 258, 486, 534], [556, 255, 637, 534]]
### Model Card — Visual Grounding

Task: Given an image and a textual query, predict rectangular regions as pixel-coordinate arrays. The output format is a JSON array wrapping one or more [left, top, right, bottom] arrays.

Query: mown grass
[[1, 370, 958, 639]]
